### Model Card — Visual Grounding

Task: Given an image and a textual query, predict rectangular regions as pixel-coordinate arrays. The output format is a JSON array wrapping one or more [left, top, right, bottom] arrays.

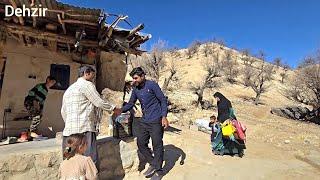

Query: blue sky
[[61, 0, 320, 67]]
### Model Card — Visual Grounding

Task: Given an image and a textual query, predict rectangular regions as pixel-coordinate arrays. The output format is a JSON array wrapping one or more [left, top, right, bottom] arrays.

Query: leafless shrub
[[286, 55, 320, 108], [241, 49, 255, 65], [279, 62, 290, 83], [240, 49, 256, 86], [162, 59, 178, 92], [214, 38, 226, 49], [242, 64, 255, 87], [186, 40, 202, 59], [273, 57, 282, 68], [190, 53, 222, 107], [203, 43, 214, 57], [128, 39, 167, 82], [248, 56, 275, 105], [222, 50, 239, 83], [168, 46, 180, 58], [255, 50, 266, 61]]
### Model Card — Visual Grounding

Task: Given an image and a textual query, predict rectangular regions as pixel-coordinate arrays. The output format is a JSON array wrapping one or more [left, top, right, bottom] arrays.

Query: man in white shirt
[[61, 65, 121, 166]]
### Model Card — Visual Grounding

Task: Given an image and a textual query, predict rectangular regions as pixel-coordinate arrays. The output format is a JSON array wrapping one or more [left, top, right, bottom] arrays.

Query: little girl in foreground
[[59, 133, 98, 180]]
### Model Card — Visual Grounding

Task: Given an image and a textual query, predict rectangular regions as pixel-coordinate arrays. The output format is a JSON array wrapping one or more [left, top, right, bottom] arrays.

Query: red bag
[[232, 119, 247, 142]]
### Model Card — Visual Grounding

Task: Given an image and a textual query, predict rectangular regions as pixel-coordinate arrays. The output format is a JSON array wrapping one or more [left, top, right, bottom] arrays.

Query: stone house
[[0, 0, 150, 138]]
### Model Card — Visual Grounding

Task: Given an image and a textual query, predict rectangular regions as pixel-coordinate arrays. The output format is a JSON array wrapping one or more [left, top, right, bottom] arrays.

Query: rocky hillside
[[129, 43, 304, 123]]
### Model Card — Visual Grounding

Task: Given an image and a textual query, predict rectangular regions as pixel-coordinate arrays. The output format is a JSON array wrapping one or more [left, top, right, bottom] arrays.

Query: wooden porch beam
[[48, 40, 57, 51], [9, 0, 24, 26], [32, 16, 37, 28], [62, 19, 98, 26], [57, 14, 66, 34], [127, 23, 144, 38], [3, 23, 98, 47]]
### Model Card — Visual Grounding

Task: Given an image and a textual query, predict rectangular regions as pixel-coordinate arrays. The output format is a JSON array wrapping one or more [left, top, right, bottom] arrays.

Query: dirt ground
[[124, 45, 320, 179], [124, 96, 320, 180], [125, 112, 320, 180]]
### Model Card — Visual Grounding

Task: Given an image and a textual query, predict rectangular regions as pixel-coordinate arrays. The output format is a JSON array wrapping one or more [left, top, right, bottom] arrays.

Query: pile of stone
[[99, 88, 124, 136], [270, 106, 319, 125]]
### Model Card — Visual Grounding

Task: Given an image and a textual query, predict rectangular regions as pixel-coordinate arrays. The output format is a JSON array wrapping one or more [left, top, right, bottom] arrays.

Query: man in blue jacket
[[122, 67, 169, 179]]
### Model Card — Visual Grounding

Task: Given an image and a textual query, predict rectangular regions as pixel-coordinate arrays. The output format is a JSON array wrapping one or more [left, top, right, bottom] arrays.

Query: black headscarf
[[213, 92, 233, 123]]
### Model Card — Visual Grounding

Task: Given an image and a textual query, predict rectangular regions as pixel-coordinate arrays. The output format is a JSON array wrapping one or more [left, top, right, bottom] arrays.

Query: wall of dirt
[[0, 39, 128, 138], [96, 51, 127, 93], [0, 38, 80, 138]]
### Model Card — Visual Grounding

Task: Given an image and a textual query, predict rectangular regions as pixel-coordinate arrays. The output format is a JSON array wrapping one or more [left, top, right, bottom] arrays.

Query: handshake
[[112, 107, 131, 124], [113, 107, 122, 117]]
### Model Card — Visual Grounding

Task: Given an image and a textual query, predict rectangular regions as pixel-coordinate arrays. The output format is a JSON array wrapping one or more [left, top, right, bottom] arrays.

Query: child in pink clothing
[[59, 134, 98, 180]]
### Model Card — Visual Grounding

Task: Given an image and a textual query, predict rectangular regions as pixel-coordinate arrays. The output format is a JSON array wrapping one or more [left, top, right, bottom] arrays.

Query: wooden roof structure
[[0, 0, 150, 56]]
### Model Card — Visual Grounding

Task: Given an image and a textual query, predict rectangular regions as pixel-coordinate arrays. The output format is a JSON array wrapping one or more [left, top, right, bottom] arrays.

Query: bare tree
[[208, 52, 224, 77], [240, 49, 256, 86], [129, 39, 167, 82], [168, 46, 180, 58], [222, 50, 239, 83], [162, 59, 177, 92], [215, 38, 226, 49], [241, 49, 255, 66], [248, 59, 274, 105], [242, 63, 255, 87], [279, 62, 290, 83], [203, 43, 214, 57], [191, 53, 222, 107], [284, 76, 312, 104], [286, 56, 320, 108], [186, 40, 202, 59], [256, 50, 266, 61], [273, 57, 283, 68], [241, 49, 250, 57]]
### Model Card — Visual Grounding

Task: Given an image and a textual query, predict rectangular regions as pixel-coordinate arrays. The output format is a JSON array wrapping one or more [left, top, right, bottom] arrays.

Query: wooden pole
[[3, 23, 98, 47], [9, 0, 25, 26]]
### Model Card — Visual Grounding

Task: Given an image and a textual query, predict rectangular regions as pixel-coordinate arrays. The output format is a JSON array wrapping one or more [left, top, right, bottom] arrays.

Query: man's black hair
[[78, 65, 96, 77], [210, 115, 216, 119], [46, 76, 56, 81], [129, 67, 145, 77]]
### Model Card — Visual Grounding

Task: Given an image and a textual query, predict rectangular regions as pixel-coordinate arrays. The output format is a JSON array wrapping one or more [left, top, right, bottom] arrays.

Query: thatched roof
[[0, 0, 150, 55]]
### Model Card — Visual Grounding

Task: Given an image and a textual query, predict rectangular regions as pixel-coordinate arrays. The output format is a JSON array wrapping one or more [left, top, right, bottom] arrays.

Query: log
[[3, 23, 98, 47], [62, 19, 98, 26], [32, 16, 37, 28], [9, 0, 24, 26], [127, 23, 144, 38], [45, 9, 94, 18], [130, 35, 150, 48], [45, 23, 57, 31], [48, 40, 57, 51], [57, 14, 66, 34]]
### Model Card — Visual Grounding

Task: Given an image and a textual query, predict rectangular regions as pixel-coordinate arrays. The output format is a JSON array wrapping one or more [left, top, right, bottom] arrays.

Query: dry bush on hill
[[286, 55, 320, 108], [222, 50, 239, 83], [202, 43, 214, 57], [190, 53, 222, 107], [247, 53, 275, 105], [128, 39, 167, 82], [162, 59, 178, 92], [186, 40, 201, 59], [279, 62, 291, 83]]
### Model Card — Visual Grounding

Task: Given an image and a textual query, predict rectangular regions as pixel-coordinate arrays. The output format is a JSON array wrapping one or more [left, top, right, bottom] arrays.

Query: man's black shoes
[[151, 170, 164, 180], [143, 166, 156, 178]]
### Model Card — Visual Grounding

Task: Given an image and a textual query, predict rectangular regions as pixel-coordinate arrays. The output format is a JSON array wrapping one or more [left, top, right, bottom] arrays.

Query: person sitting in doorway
[[24, 76, 56, 138]]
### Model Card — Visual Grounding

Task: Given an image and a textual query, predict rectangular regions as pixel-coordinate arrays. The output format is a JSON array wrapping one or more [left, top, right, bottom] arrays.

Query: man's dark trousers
[[137, 121, 164, 171]]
